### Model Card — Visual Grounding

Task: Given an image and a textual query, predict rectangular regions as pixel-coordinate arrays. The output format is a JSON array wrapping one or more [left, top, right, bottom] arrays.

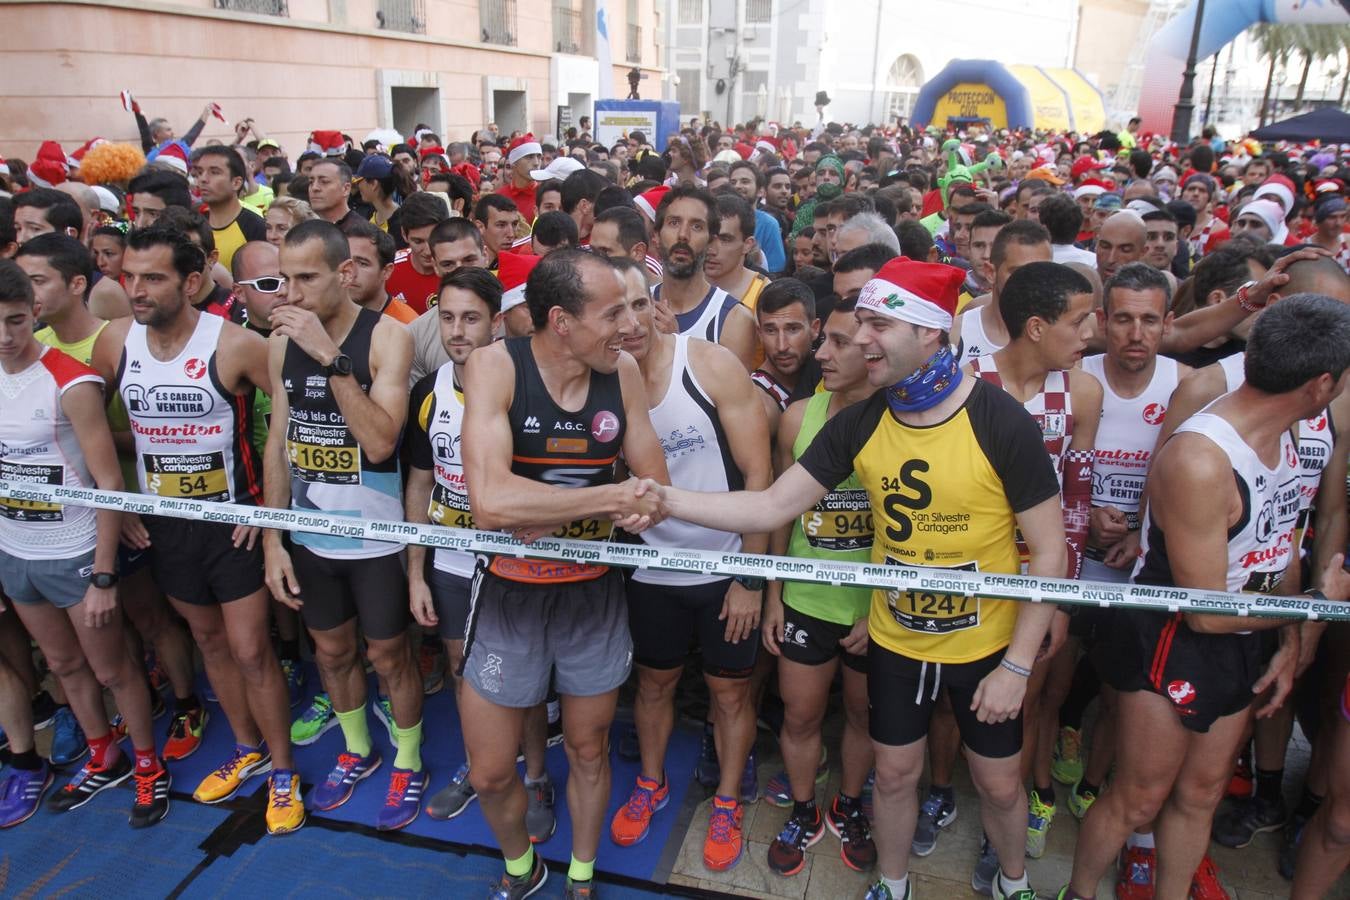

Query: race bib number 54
[[144, 452, 230, 502]]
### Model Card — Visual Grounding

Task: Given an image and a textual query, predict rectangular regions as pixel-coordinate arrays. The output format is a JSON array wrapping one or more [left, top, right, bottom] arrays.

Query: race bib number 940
[[802, 487, 873, 552]]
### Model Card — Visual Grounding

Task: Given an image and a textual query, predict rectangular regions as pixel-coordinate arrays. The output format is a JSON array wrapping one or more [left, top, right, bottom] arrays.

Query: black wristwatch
[[89, 571, 119, 589], [733, 574, 766, 591], [325, 353, 353, 378]]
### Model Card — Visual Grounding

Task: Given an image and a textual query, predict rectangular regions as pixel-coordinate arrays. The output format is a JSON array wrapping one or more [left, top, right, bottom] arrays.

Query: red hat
[[308, 130, 346, 156], [155, 141, 190, 175], [70, 138, 107, 164], [450, 161, 480, 191], [733, 142, 755, 160], [497, 251, 541, 312], [27, 140, 70, 187], [634, 185, 670, 220], [1254, 173, 1296, 211], [857, 258, 965, 332], [507, 133, 542, 166], [1070, 155, 1107, 181]]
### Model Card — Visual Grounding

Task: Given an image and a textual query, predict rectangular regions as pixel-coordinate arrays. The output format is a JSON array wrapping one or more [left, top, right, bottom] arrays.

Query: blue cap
[[355, 154, 394, 181]]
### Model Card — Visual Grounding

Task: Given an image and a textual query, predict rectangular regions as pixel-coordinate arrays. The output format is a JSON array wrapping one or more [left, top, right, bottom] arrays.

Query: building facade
[[0, 0, 666, 159]]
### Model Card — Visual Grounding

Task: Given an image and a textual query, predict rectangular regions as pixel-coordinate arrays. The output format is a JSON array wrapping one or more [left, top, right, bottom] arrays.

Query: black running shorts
[[143, 516, 264, 605], [291, 544, 409, 640], [627, 578, 759, 678]]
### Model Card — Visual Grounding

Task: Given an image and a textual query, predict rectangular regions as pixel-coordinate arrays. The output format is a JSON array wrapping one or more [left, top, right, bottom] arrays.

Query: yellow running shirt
[[797, 378, 1059, 663]]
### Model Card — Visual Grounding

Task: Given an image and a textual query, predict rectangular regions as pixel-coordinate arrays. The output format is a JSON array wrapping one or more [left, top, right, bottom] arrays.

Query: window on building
[[626, 0, 642, 63], [745, 0, 770, 24], [677, 0, 701, 26], [677, 68, 701, 115], [481, 0, 517, 45], [378, 0, 425, 33], [215, 0, 287, 13]]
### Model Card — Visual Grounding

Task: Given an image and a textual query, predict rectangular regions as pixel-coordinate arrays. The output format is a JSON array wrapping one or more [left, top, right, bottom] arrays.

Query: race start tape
[[2, 479, 1347, 622]]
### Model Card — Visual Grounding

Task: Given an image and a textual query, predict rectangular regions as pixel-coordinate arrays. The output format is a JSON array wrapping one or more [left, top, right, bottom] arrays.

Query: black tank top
[[489, 336, 627, 583]]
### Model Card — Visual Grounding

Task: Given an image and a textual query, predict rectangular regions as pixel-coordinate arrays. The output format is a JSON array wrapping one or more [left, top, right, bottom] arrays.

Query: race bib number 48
[[885, 558, 980, 634], [287, 419, 359, 485], [428, 481, 473, 530], [143, 452, 230, 502]]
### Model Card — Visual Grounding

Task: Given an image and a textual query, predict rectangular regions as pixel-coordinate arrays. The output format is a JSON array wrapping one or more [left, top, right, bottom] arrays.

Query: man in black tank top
[[460, 250, 669, 898]]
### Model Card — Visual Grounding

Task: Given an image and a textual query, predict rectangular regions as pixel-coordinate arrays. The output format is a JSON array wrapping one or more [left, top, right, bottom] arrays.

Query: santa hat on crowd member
[[857, 258, 966, 332], [90, 185, 122, 215], [1314, 178, 1345, 196], [733, 142, 755, 160], [154, 141, 190, 175], [634, 185, 670, 222], [450, 161, 480, 191], [1073, 184, 1107, 201], [507, 133, 542, 166], [1070, 155, 1108, 182], [27, 141, 71, 187], [69, 138, 107, 167], [1238, 199, 1289, 244], [498, 251, 542, 313], [1254, 173, 1297, 211], [307, 131, 347, 157]]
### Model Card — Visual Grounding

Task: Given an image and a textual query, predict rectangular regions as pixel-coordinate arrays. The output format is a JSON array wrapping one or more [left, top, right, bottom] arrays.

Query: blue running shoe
[[311, 749, 382, 811], [0, 764, 53, 827], [49, 707, 88, 768], [376, 767, 426, 831], [281, 659, 306, 709]]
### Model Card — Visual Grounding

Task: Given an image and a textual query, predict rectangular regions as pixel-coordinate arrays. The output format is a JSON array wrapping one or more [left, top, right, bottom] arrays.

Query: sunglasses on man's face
[[237, 276, 285, 293]]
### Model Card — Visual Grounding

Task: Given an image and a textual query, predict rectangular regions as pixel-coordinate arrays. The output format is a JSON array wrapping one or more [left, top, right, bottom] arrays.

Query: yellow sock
[[334, 705, 371, 757], [505, 845, 534, 878], [568, 855, 595, 882]]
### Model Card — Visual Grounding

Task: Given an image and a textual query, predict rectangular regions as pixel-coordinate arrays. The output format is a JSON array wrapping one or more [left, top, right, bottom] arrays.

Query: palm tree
[[1254, 23, 1295, 126], [1290, 24, 1347, 112]]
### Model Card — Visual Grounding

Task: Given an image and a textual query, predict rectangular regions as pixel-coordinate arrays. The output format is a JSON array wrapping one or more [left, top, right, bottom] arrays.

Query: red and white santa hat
[[1254, 173, 1296, 212], [507, 133, 542, 166], [634, 185, 670, 221], [498, 250, 542, 313], [156, 141, 190, 175], [27, 140, 71, 188], [308, 130, 347, 157], [857, 258, 966, 332]]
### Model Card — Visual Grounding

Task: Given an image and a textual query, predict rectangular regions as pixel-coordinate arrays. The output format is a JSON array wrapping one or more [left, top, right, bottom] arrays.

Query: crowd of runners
[[0, 105, 1348, 900]]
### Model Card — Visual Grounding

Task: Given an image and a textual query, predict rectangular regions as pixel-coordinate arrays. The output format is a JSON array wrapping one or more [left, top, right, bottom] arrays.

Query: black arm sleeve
[[796, 392, 886, 491], [238, 209, 268, 241], [405, 372, 437, 471], [966, 379, 1062, 513], [135, 111, 153, 154], [182, 117, 206, 148]]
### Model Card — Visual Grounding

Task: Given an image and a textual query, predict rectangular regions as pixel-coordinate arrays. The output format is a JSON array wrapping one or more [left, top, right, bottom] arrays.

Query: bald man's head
[[1281, 253, 1350, 303], [231, 240, 282, 329]]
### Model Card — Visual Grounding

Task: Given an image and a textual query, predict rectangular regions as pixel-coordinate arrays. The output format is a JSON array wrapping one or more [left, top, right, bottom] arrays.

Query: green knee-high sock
[[393, 720, 423, 771], [335, 705, 372, 757]]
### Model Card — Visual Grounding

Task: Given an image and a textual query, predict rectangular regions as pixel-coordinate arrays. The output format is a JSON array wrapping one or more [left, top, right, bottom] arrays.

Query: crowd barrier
[[2, 479, 1347, 622]]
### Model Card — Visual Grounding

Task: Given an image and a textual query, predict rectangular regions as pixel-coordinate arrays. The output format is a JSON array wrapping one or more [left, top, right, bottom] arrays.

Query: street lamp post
[[1171, 0, 1207, 144]]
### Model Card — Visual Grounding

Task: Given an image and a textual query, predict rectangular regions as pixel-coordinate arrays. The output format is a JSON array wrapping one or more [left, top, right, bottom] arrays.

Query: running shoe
[[1115, 845, 1155, 900], [265, 769, 306, 834], [291, 692, 338, 746], [610, 774, 669, 846], [281, 659, 306, 709], [129, 766, 171, 828], [1026, 788, 1056, 859], [826, 797, 877, 871], [193, 746, 272, 803], [376, 767, 426, 831], [31, 691, 59, 731], [911, 788, 958, 856], [0, 764, 53, 827], [48, 751, 133, 812], [48, 706, 88, 767], [1211, 794, 1286, 848], [763, 745, 828, 808], [1278, 812, 1310, 880], [487, 853, 548, 900], [162, 707, 208, 761], [992, 870, 1037, 900], [374, 696, 396, 744], [693, 724, 719, 788], [546, 717, 564, 749], [766, 806, 824, 876], [739, 749, 758, 805], [863, 880, 910, 900], [703, 795, 744, 871], [1050, 725, 1084, 785], [563, 878, 595, 899], [525, 774, 555, 843], [426, 762, 477, 820], [1067, 779, 1098, 820], [310, 748, 382, 811], [971, 835, 999, 896], [1190, 854, 1230, 899], [419, 642, 444, 696], [145, 651, 170, 695], [1226, 754, 1253, 799]]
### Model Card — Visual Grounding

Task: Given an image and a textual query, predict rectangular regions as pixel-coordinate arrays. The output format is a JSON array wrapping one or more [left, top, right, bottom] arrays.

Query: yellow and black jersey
[[797, 378, 1059, 663]]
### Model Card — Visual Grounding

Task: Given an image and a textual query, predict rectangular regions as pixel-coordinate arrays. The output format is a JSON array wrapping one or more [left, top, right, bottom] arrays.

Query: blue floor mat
[[0, 782, 228, 896]]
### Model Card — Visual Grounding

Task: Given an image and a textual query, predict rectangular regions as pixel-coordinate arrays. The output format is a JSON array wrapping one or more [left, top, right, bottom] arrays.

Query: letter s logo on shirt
[[882, 459, 932, 543]]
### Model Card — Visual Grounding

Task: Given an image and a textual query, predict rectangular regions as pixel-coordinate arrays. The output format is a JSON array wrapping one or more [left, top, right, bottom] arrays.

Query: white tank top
[[1081, 354, 1180, 528], [635, 334, 742, 585], [0, 347, 101, 559], [423, 365, 474, 577], [120, 313, 260, 505], [956, 306, 1004, 366], [1134, 411, 1301, 594], [969, 354, 1073, 475]]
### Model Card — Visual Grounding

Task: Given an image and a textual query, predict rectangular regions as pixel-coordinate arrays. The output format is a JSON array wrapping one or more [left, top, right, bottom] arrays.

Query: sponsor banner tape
[[2, 479, 1346, 622]]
